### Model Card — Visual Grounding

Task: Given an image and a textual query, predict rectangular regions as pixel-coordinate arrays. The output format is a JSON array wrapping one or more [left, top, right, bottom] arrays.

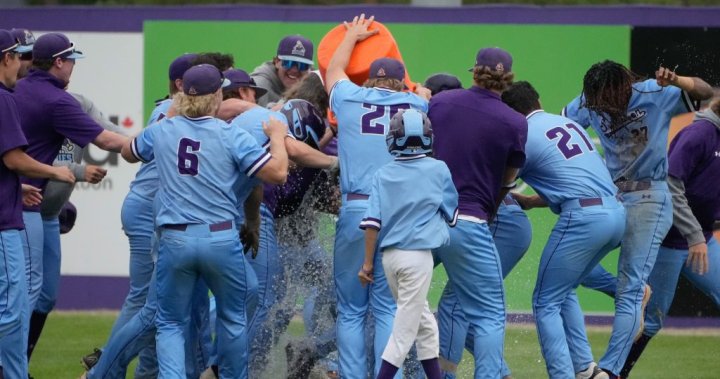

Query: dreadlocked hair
[[472, 66, 514, 92], [582, 60, 642, 130]]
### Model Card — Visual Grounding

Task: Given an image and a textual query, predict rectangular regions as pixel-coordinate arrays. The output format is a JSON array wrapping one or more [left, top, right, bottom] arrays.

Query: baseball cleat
[[576, 362, 602, 379], [81, 348, 102, 371], [634, 284, 652, 342]]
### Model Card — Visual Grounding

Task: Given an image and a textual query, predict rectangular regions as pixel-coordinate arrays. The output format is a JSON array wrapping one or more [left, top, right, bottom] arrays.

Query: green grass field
[[29, 312, 720, 378]]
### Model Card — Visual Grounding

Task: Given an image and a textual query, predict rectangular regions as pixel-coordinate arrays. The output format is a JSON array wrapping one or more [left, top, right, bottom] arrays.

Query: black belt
[[614, 180, 651, 192], [163, 220, 233, 232], [347, 193, 369, 201]]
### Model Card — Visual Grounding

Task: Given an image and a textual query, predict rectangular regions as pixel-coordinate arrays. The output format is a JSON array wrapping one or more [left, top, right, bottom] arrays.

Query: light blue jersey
[[360, 155, 458, 251], [128, 99, 173, 199], [330, 79, 428, 196], [563, 79, 699, 182], [227, 106, 288, 206], [130, 116, 271, 226], [520, 110, 617, 213]]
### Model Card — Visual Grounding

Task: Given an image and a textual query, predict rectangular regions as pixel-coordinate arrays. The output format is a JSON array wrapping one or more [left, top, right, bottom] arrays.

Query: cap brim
[[251, 85, 267, 99], [15, 45, 32, 53], [66, 51, 85, 59], [277, 55, 313, 66], [221, 78, 231, 89]]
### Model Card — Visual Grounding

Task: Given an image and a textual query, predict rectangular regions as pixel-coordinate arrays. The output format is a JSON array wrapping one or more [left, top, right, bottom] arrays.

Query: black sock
[[211, 365, 219, 377], [377, 360, 399, 379], [27, 311, 49, 361], [421, 358, 442, 379], [619, 333, 653, 378]]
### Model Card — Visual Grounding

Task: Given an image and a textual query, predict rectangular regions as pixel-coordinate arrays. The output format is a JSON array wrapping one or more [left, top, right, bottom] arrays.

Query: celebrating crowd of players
[[1, 12, 719, 379]]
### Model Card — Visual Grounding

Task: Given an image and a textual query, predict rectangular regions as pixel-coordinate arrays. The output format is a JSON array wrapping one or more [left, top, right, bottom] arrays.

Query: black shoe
[[81, 348, 102, 371]]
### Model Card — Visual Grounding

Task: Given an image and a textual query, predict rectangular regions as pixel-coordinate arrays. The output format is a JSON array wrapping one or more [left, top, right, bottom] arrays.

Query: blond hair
[[363, 77, 405, 92], [173, 91, 221, 118], [472, 66, 514, 92]]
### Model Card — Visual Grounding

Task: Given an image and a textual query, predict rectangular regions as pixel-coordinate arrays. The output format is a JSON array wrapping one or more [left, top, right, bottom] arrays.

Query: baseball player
[[12, 32, 128, 329], [428, 47, 527, 379], [358, 108, 458, 379], [324, 14, 429, 379], [504, 81, 626, 379], [251, 35, 314, 107], [79, 53, 197, 378], [121, 64, 289, 378], [28, 92, 123, 366], [620, 98, 720, 378], [0, 29, 75, 379], [563, 60, 713, 379], [10, 28, 34, 79]]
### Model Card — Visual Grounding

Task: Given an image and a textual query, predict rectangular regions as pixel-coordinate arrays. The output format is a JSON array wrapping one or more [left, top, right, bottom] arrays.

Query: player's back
[[149, 116, 262, 226], [521, 110, 617, 211], [563, 79, 698, 182], [330, 80, 428, 196]]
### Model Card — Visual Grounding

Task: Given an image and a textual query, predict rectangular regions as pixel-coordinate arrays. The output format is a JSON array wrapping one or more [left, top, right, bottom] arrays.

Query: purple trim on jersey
[[359, 217, 381, 231], [245, 152, 271, 178], [130, 138, 149, 163], [3, 6, 720, 32]]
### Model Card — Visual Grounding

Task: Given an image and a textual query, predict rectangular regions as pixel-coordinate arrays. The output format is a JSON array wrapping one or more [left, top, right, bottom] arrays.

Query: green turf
[[30, 312, 720, 378]]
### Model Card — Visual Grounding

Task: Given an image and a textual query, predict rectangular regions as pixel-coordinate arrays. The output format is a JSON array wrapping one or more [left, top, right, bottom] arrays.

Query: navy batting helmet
[[386, 109, 432, 156], [280, 99, 326, 150]]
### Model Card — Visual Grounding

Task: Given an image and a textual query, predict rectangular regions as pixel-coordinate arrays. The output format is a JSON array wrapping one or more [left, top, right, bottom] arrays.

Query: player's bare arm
[[120, 138, 139, 163], [511, 193, 548, 211], [655, 66, 713, 101], [493, 166, 520, 216], [93, 130, 129, 153], [3, 148, 75, 183], [358, 228, 378, 286], [256, 117, 290, 184], [21, 184, 43, 207], [325, 13, 380, 93], [285, 138, 338, 170], [217, 98, 258, 121]]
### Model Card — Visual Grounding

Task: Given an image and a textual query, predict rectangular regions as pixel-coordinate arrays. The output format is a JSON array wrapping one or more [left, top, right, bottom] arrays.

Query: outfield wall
[[2, 6, 719, 316]]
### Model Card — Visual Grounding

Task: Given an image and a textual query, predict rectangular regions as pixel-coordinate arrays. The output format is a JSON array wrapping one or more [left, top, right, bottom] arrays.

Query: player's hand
[[84, 165, 108, 184], [655, 66, 678, 87], [414, 84, 432, 100], [262, 116, 289, 140], [343, 14, 379, 43], [686, 242, 709, 275], [358, 263, 374, 286], [51, 166, 76, 184], [21, 184, 43, 207], [511, 193, 539, 210], [240, 223, 260, 258]]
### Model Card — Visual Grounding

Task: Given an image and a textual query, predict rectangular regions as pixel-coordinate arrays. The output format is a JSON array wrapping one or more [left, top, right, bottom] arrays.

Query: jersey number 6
[[177, 138, 200, 176]]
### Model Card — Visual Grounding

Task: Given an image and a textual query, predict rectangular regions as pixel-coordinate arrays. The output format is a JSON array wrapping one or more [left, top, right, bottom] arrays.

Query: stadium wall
[[2, 6, 718, 319]]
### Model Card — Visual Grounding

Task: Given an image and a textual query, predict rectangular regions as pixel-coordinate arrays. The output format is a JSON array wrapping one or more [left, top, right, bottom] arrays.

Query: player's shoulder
[[677, 117, 718, 141]]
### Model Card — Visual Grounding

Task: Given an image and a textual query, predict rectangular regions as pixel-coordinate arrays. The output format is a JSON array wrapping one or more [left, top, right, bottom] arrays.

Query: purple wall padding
[[1, 5, 720, 32], [56, 275, 129, 310]]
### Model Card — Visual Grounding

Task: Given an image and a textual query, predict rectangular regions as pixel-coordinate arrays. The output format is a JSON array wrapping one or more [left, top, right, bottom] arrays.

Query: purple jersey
[[13, 70, 104, 211], [263, 167, 322, 219], [0, 83, 28, 231], [428, 87, 527, 220], [663, 119, 720, 249]]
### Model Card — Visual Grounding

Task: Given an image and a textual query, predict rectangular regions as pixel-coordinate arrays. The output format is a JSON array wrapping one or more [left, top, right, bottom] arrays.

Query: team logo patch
[[188, 87, 198, 95], [376, 67, 386, 77], [495, 62, 504, 73], [292, 41, 306, 57]]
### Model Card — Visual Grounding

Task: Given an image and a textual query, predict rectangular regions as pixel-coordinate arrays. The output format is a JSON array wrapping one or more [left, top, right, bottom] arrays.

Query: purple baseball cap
[[369, 58, 406, 81], [10, 29, 35, 54], [424, 73, 463, 95], [169, 53, 198, 81], [223, 68, 268, 98], [182, 64, 231, 96], [0, 29, 20, 54], [33, 32, 84, 60], [469, 47, 513, 73], [58, 201, 77, 235], [277, 35, 314, 66]]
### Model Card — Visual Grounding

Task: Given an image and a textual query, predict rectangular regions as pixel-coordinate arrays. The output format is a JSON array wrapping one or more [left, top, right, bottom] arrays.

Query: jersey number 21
[[545, 123, 594, 160]]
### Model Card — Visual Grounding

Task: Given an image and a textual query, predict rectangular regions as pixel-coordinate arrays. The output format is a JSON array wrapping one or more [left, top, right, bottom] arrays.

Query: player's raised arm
[[325, 13, 379, 93], [256, 117, 289, 184], [655, 66, 713, 101]]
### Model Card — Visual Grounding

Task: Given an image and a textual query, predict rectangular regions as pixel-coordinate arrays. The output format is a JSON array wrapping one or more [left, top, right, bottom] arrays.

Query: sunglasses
[[52, 43, 82, 58], [280, 59, 310, 72]]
